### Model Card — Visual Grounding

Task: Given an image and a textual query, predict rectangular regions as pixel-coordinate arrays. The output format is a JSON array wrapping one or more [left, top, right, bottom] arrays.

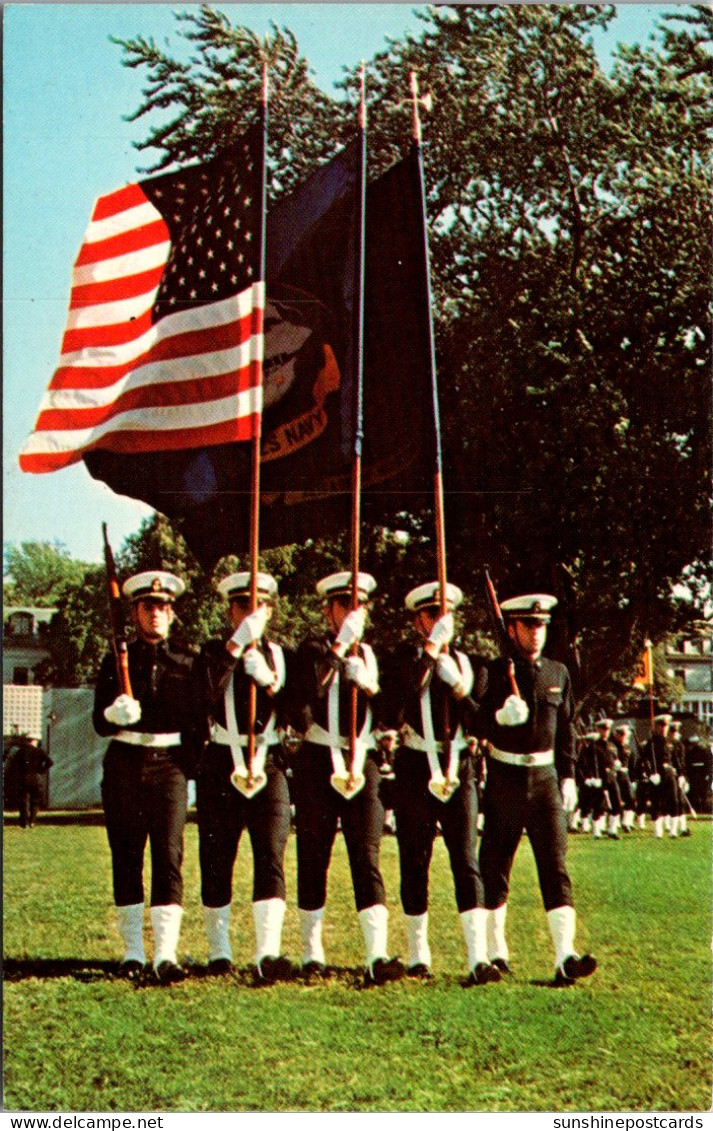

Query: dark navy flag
[[85, 145, 435, 568]]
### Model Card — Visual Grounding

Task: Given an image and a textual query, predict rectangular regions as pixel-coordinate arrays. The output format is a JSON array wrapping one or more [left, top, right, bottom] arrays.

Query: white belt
[[401, 724, 467, 756], [491, 748, 554, 768], [304, 722, 374, 752], [210, 721, 280, 748], [114, 730, 182, 748]]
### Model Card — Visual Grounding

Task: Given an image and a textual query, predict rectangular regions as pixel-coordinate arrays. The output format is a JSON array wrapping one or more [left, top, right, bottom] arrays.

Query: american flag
[[19, 125, 265, 474]]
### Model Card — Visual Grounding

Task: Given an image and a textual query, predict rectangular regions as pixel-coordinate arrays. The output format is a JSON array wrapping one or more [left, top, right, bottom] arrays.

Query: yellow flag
[[633, 639, 654, 691]]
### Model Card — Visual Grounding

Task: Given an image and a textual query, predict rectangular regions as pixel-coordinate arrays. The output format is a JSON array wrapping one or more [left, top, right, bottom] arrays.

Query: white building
[[666, 624, 713, 729], [2, 606, 57, 685]]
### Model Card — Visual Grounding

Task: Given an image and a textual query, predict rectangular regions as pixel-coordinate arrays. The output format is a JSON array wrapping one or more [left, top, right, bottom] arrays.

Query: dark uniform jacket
[[639, 734, 673, 778], [473, 655, 576, 780], [287, 635, 377, 739], [612, 738, 634, 774], [10, 740, 53, 783], [193, 637, 288, 760], [378, 641, 473, 743], [93, 637, 199, 775], [586, 737, 619, 782]]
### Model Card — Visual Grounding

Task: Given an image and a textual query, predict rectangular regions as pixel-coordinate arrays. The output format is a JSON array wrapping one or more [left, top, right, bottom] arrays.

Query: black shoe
[[405, 963, 433, 980], [154, 960, 187, 985], [680, 829, 692, 837], [206, 957, 233, 976], [301, 960, 327, 983], [491, 957, 513, 975], [556, 953, 597, 985], [365, 956, 406, 986], [256, 955, 294, 984], [467, 962, 502, 986], [607, 832, 620, 840], [118, 959, 145, 981]]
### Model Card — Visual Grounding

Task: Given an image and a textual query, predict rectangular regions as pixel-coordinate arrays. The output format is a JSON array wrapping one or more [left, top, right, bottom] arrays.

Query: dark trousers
[[605, 772, 622, 816], [479, 761, 573, 912], [578, 782, 607, 821], [196, 746, 291, 907], [645, 775, 680, 820], [292, 745, 386, 913], [636, 777, 650, 816], [661, 766, 681, 818], [19, 780, 43, 827], [393, 751, 482, 916], [617, 771, 634, 810], [101, 744, 187, 907]]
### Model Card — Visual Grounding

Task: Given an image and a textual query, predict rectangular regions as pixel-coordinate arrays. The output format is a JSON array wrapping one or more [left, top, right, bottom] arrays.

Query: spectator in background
[[9, 734, 53, 828]]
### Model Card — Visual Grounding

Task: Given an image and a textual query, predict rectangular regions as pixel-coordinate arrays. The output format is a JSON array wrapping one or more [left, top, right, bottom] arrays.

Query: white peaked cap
[[499, 594, 557, 620], [218, 571, 278, 599], [316, 571, 377, 601], [123, 571, 185, 602], [405, 581, 463, 612]]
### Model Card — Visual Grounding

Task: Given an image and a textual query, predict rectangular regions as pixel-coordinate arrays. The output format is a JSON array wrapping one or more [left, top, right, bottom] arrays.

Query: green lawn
[[3, 816, 711, 1113]]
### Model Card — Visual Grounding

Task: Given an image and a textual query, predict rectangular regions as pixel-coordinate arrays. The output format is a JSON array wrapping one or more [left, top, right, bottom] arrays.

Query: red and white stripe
[[20, 182, 263, 473]]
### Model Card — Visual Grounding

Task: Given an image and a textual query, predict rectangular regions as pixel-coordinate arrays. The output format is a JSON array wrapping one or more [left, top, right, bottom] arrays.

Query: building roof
[[4, 607, 57, 625]]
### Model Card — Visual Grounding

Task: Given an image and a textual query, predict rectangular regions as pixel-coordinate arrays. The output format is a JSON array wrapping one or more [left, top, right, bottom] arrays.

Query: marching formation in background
[[569, 714, 695, 842]]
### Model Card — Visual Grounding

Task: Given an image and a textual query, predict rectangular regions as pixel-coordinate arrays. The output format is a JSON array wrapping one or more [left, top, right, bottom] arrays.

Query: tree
[[108, 4, 711, 707], [3, 542, 107, 687], [4, 541, 88, 607]]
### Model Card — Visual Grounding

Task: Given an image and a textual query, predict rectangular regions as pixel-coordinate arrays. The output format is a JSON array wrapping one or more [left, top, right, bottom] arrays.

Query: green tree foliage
[[4, 542, 87, 607], [3, 543, 105, 687], [74, 5, 712, 707]]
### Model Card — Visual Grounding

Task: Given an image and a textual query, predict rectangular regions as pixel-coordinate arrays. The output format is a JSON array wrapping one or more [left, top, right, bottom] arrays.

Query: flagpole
[[410, 70, 451, 756], [346, 63, 368, 792], [246, 59, 269, 789]]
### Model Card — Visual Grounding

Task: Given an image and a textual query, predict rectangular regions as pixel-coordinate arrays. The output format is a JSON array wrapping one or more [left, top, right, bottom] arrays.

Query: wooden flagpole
[[246, 60, 269, 789], [410, 70, 451, 757], [346, 63, 368, 793]]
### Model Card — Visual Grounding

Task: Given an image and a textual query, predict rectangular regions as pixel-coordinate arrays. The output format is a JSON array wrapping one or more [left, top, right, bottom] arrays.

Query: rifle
[[484, 567, 520, 698], [102, 523, 133, 698]]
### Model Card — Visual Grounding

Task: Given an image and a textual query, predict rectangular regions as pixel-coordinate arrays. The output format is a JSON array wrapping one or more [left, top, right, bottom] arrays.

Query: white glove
[[104, 694, 142, 727], [427, 613, 454, 653], [343, 655, 378, 694], [613, 760, 622, 771], [561, 777, 577, 812], [242, 648, 277, 689], [334, 607, 366, 656], [678, 775, 689, 793], [584, 778, 594, 788], [495, 694, 530, 727], [435, 654, 465, 696], [228, 606, 270, 655], [649, 773, 661, 785]]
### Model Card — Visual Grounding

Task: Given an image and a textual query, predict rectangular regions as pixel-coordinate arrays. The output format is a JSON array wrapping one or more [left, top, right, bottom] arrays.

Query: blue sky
[[4, 2, 670, 565]]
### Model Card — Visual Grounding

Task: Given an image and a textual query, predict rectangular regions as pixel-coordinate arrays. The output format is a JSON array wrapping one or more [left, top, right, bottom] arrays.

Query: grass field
[[3, 815, 712, 1114]]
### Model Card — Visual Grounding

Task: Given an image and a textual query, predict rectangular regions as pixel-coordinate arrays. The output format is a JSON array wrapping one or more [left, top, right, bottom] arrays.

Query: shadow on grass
[[3, 957, 120, 982], [2, 957, 372, 990]]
